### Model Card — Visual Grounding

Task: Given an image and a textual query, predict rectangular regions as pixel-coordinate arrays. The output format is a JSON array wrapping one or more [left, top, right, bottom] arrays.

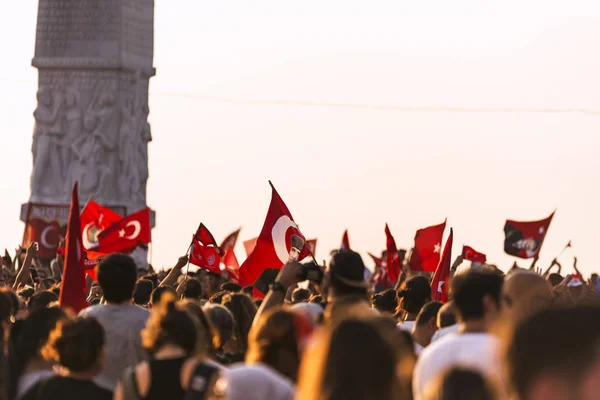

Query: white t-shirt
[[431, 324, 460, 343], [397, 321, 416, 332], [224, 363, 295, 400], [412, 332, 500, 400]]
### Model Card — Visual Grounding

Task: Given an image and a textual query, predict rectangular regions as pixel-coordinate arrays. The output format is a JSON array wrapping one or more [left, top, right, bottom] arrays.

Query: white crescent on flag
[[271, 215, 298, 264], [82, 222, 99, 249], [124, 221, 141, 240], [40, 225, 57, 249]]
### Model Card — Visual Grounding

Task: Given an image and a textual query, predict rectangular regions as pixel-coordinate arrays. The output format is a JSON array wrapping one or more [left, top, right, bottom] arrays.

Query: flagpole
[[555, 241, 572, 259], [184, 233, 195, 280], [21, 202, 33, 247]]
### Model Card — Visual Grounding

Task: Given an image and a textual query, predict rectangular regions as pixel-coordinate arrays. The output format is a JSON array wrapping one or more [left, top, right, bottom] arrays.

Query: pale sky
[[1, 1, 599, 274]]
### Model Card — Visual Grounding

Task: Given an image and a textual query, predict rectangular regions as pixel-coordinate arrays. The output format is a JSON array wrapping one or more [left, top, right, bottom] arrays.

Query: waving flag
[[431, 228, 453, 303], [504, 212, 554, 259], [462, 246, 487, 263], [220, 228, 241, 254], [95, 208, 151, 254], [223, 248, 240, 284], [80, 201, 122, 250], [239, 182, 308, 296], [190, 224, 222, 273], [59, 183, 88, 313], [385, 224, 401, 285], [409, 221, 446, 272], [341, 230, 350, 251]]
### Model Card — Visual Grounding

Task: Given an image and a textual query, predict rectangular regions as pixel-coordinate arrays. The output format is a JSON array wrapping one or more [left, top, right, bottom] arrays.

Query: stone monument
[[21, 0, 155, 262]]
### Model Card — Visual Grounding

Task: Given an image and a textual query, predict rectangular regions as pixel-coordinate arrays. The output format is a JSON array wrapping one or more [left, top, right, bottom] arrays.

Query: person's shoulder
[[79, 304, 103, 316]]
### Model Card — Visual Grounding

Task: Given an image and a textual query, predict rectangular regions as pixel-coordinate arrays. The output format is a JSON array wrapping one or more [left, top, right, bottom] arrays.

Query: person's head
[[222, 293, 257, 354], [97, 254, 138, 304], [142, 298, 198, 357], [503, 270, 552, 322], [203, 272, 222, 298], [505, 306, 600, 400], [132, 279, 154, 307], [183, 278, 203, 300], [291, 288, 311, 304], [325, 295, 376, 326], [150, 286, 176, 309], [221, 282, 242, 293], [203, 303, 235, 351], [42, 316, 105, 376], [371, 289, 399, 315], [297, 316, 415, 400], [209, 290, 228, 304], [547, 273, 563, 287], [27, 290, 58, 312], [424, 367, 497, 400], [437, 301, 457, 329], [414, 301, 443, 347], [452, 271, 503, 326], [289, 235, 305, 262], [8, 307, 67, 399], [141, 274, 159, 289], [179, 299, 216, 357], [396, 276, 432, 317], [0, 290, 12, 342], [246, 308, 303, 381], [327, 251, 369, 299]]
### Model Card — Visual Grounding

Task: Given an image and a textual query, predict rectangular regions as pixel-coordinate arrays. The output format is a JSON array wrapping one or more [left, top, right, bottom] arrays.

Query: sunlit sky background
[[1, 1, 599, 274]]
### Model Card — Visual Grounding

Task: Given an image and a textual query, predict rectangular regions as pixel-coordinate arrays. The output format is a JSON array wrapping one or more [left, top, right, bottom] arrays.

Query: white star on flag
[[119, 229, 126, 238], [539, 227, 545, 234], [434, 243, 441, 253]]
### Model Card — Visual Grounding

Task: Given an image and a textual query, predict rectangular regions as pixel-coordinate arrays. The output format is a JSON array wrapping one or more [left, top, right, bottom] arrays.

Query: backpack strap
[[121, 366, 141, 400], [185, 362, 219, 400]]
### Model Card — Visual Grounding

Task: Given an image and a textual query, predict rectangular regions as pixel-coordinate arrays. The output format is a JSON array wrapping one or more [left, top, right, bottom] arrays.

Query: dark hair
[[452, 271, 503, 321], [97, 254, 138, 303], [438, 302, 457, 328], [426, 368, 495, 400], [49, 283, 62, 297], [142, 300, 198, 356], [506, 306, 600, 399], [371, 289, 399, 314], [254, 299, 263, 308], [416, 301, 443, 327], [28, 291, 58, 312], [291, 288, 311, 304], [141, 274, 159, 288], [242, 286, 253, 296], [222, 293, 257, 353], [396, 276, 432, 315], [43, 317, 104, 373], [9, 307, 67, 399], [208, 290, 228, 304], [221, 282, 242, 293], [183, 279, 203, 300], [547, 273, 563, 287], [329, 251, 368, 297], [0, 287, 20, 317], [247, 309, 300, 381], [133, 279, 154, 306], [179, 299, 217, 356], [151, 286, 176, 307], [203, 304, 235, 350], [17, 287, 35, 301]]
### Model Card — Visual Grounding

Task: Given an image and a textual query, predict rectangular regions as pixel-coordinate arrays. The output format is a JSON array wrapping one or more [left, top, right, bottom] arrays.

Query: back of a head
[[547, 273, 563, 287], [397, 276, 432, 315], [150, 286, 176, 308], [179, 299, 216, 356], [452, 271, 504, 322], [221, 282, 242, 293], [203, 303, 235, 350], [247, 308, 299, 381], [183, 279, 203, 300], [504, 271, 552, 321], [222, 293, 258, 353], [291, 288, 311, 304], [329, 251, 368, 298], [97, 254, 138, 303], [506, 306, 600, 400], [425, 368, 496, 400], [133, 279, 154, 306], [371, 289, 398, 315], [416, 301, 444, 327], [437, 301, 457, 329], [43, 316, 105, 373], [142, 299, 198, 356], [27, 290, 58, 312]]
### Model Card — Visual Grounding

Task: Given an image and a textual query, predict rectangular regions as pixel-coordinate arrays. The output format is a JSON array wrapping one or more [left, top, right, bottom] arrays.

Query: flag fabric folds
[[223, 248, 240, 284], [341, 230, 350, 251], [384, 224, 401, 285], [504, 212, 554, 259], [431, 228, 453, 303], [95, 208, 151, 254], [80, 201, 122, 250], [220, 228, 241, 255], [189, 224, 222, 273], [462, 246, 487, 263], [58, 183, 88, 313], [409, 221, 446, 272]]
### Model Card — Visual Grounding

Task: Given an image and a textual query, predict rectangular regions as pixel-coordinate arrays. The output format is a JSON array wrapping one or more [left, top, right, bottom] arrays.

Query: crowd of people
[[0, 242, 599, 400]]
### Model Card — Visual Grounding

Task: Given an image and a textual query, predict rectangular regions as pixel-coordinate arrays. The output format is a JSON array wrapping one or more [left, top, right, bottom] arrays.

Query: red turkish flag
[[59, 183, 88, 313], [190, 241, 221, 274], [385, 224, 401, 285], [243, 237, 258, 257], [223, 248, 240, 284], [195, 223, 223, 256], [238, 183, 308, 294], [462, 246, 487, 263], [95, 208, 151, 254], [341, 230, 350, 251], [80, 201, 122, 251], [431, 228, 453, 303], [409, 220, 446, 272], [220, 228, 241, 255], [368, 252, 387, 285], [22, 204, 68, 259], [504, 212, 554, 259]]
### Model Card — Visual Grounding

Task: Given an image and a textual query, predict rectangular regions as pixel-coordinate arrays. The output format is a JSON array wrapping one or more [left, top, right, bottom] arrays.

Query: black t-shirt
[[21, 376, 112, 400]]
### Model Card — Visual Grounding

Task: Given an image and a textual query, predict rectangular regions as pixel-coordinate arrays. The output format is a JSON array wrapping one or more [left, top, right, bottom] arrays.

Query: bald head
[[437, 301, 457, 328], [503, 271, 552, 320]]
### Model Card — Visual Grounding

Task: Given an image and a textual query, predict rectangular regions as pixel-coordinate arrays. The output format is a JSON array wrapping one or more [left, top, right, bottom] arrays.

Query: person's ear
[[482, 294, 499, 316], [428, 317, 437, 332]]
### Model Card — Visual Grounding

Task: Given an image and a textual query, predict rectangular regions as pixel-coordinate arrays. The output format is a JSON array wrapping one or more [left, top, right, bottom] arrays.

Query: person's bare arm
[[12, 243, 37, 291], [573, 257, 583, 279], [529, 255, 539, 271], [542, 258, 561, 277], [253, 261, 302, 326], [159, 255, 188, 288]]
